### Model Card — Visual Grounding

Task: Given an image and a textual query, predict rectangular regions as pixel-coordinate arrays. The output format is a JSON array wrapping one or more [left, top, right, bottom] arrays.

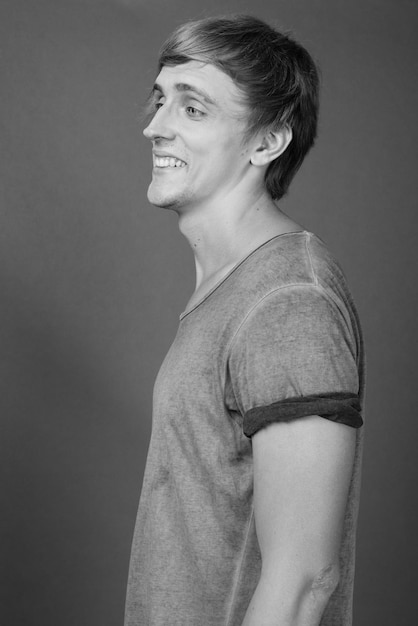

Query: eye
[[186, 105, 204, 118], [145, 94, 164, 118]]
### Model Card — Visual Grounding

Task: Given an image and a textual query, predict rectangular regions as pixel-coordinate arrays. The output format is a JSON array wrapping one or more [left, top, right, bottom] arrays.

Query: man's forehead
[[152, 79, 218, 107], [154, 62, 244, 107]]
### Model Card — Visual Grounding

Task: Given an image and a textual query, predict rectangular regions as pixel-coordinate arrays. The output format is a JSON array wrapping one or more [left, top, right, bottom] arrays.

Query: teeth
[[154, 156, 186, 168]]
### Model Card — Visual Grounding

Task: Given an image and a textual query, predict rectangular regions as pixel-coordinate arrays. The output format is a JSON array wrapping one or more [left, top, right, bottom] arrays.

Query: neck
[[176, 188, 302, 296]]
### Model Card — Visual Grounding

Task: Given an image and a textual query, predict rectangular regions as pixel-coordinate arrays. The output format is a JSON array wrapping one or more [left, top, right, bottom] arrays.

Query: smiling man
[[125, 15, 364, 626]]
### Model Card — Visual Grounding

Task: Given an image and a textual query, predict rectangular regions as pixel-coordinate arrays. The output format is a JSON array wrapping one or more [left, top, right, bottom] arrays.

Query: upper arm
[[252, 415, 356, 580], [227, 285, 361, 423], [227, 284, 362, 574], [228, 281, 363, 622]]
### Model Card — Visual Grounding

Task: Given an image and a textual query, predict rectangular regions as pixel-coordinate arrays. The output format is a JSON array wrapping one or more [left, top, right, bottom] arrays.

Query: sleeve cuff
[[243, 392, 363, 437]]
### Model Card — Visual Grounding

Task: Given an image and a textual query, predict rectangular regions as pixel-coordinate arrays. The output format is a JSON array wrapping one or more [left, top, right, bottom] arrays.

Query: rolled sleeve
[[243, 392, 363, 437], [227, 284, 362, 435]]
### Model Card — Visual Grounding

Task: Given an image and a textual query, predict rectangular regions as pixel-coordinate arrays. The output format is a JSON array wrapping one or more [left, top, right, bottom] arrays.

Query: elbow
[[249, 562, 340, 624], [310, 563, 340, 606], [294, 564, 340, 623]]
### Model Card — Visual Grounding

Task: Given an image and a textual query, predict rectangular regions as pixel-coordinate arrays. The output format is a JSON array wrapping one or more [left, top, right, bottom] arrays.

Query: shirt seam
[[180, 231, 309, 321], [305, 231, 319, 286], [226, 281, 319, 358]]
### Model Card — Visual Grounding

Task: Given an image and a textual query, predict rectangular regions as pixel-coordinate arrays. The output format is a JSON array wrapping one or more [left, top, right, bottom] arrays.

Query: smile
[[154, 156, 186, 168]]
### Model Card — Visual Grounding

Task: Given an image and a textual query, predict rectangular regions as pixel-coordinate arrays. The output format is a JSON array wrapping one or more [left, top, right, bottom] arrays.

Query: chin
[[147, 184, 186, 211], [147, 191, 178, 210]]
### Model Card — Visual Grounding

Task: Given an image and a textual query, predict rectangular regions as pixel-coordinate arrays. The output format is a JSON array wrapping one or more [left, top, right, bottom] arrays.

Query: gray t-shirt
[[125, 231, 364, 626]]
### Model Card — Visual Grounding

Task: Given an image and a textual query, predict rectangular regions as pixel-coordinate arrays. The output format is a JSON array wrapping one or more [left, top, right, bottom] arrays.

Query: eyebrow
[[152, 82, 218, 107]]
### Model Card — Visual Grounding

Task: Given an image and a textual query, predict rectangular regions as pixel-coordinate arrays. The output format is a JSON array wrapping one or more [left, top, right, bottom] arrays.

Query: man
[[125, 15, 364, 626]]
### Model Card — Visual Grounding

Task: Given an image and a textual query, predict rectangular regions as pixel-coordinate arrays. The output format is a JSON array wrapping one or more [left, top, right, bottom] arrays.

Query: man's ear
[[250, 126, 292, 167]]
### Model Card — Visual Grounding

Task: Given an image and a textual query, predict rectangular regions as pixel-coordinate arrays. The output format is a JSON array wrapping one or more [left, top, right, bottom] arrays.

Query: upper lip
[[153, 151, 186, 162]]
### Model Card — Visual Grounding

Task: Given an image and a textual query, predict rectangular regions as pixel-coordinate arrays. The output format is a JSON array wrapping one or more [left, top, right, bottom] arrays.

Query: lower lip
[[153, 166, 186, 173]]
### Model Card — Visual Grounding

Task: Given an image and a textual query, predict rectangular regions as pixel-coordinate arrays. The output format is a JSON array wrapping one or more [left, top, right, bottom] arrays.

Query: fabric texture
[[243, 392, 363, 436], [125, 231, 365, 626]]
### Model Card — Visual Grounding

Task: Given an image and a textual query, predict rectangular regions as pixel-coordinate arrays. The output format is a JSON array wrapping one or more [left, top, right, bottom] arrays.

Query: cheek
[[187, 129, 247, 175]]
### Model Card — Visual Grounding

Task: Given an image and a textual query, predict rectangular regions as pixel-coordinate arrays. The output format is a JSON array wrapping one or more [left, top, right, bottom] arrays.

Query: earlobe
[[250, 126, 293, 167]]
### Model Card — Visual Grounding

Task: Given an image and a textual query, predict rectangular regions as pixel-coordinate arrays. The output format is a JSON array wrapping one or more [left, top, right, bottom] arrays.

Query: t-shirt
[[125, 231, 365, 626]]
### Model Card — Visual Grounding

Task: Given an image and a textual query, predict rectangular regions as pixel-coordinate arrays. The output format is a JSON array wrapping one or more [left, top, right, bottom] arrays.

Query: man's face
[[143, 61, 256, 211]]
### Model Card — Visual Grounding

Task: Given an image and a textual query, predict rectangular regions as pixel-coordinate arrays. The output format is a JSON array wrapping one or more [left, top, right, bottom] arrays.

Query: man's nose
[[143, 106, 175, 141]]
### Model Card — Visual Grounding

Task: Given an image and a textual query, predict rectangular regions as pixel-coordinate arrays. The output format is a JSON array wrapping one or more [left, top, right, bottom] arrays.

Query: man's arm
[[242, 415, 356, 626]]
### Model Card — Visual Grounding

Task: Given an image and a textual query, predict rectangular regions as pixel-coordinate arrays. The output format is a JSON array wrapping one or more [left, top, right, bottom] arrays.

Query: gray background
[[1, 0, 417, 624]]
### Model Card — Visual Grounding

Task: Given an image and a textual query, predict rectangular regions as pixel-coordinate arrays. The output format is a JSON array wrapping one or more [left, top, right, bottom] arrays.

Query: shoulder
[[229, 231, 348, 302], [228, 231, 356, 338]]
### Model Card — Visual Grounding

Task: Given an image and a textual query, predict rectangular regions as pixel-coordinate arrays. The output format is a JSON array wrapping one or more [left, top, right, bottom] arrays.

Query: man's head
[[156, 14, 319, 201]]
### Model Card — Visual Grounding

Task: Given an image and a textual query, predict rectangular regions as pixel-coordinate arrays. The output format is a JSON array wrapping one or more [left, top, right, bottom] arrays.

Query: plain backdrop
[[1, 0, 417, 624]]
